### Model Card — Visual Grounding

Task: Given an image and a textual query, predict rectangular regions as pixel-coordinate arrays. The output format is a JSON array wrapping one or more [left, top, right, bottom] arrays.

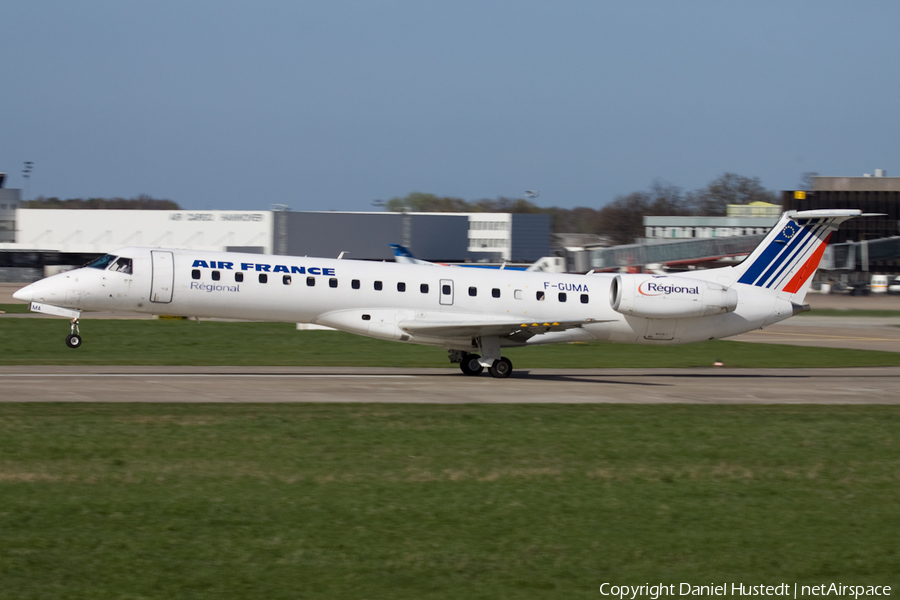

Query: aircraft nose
[[12, 275, 69, 304], [12, 284, 34, 303]]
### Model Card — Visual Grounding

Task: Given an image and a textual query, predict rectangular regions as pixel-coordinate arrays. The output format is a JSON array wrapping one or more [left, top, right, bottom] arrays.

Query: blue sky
[[2, 1, 897, 211]]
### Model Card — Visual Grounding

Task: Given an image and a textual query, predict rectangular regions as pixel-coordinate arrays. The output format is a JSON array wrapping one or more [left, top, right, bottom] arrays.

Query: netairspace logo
[[599, 583, 891, 599]]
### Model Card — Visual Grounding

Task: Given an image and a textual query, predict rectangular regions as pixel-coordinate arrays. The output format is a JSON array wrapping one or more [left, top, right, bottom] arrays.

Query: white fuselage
[[15, 246, 790, 352]]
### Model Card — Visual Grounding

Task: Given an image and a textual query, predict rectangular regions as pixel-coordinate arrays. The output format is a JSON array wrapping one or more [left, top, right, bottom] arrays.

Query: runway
[[2, 365, 899, 404]]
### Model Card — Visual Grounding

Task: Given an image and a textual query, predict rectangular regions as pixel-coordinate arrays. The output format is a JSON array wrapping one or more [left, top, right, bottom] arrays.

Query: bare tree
[[687, 173, 777, 216]]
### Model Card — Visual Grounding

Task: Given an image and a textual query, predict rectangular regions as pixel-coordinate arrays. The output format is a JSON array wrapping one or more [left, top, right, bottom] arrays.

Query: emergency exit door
[[150, 251, 174, 303]]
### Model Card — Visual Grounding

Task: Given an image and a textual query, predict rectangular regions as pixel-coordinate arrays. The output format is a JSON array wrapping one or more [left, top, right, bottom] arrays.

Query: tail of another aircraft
[[390, 244, 433, 266], [729, 209, 865, 302]]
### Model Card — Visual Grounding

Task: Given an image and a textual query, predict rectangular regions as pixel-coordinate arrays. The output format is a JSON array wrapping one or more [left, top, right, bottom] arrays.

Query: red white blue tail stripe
[[735, 210, 861, 295]]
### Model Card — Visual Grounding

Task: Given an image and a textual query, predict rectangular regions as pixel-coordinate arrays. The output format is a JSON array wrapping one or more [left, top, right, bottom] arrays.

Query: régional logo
[[638, 280, 700, 296]]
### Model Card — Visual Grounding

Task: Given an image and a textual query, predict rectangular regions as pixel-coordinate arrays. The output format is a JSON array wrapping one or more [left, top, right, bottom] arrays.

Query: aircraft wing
[[398, 317, 609, 339]]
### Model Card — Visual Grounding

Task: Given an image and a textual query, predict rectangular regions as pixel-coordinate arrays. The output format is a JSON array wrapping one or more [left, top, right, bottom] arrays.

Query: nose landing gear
[[65, 318, 82, 349]]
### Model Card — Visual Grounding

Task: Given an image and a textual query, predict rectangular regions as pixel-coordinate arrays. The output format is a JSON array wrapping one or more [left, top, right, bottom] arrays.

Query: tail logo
[[780, 222, 798, 240], [738, 218, 830, 291]]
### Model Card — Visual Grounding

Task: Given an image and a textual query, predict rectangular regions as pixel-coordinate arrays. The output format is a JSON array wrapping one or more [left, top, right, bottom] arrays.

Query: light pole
[[22, 161, 33, 202]]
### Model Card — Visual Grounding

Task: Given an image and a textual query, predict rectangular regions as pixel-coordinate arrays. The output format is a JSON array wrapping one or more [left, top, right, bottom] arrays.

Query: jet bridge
[[821, 236, 900, 272]]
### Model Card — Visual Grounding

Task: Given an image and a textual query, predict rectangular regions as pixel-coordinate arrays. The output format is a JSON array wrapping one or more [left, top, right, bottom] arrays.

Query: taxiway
[[2, 365, 898, 404]]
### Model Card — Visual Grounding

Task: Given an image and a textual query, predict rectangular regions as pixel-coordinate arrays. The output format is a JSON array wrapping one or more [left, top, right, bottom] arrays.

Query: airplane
[[390, 244, 528, 270], [12, 209, 867, 379]]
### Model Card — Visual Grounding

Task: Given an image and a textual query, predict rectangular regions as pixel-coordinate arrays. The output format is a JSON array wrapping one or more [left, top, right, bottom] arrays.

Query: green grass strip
[[2, 318, 900, 367], [0, 403, 897, 598]]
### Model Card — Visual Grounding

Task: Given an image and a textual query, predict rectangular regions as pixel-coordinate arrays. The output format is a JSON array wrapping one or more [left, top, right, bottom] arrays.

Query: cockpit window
[[110, 257, 133, 274], [86, 254, 118, 270]]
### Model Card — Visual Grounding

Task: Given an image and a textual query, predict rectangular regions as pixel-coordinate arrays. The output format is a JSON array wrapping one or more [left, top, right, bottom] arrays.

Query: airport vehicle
[[13, 210, 865, 378], [870, 274, 889, 294], [889, 276, 900, 295]]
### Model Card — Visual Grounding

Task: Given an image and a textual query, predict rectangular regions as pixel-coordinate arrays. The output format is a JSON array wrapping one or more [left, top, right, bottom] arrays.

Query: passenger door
[[150, 250, 174, 303]]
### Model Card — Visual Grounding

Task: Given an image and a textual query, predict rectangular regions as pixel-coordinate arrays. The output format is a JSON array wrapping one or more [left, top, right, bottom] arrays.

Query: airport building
[[643, 202, 781, 240], [783, 171, 900, 274], [275, 211, 552, 263], [0, 175, 19, 244], [0, 195, 552, 280], [783, 172, 900, 243], [273, 211, 469, 261], [14, 209, 274, 254]]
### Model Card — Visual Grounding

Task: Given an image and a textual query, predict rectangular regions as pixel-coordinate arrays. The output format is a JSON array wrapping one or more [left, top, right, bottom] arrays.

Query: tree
[[24, 194, 180, 210], [687, 173, 777, 216], [380, 172, 778, 244], [384, 192, 469, 213], [596, 192, 650, 245], [798, 171, 818, 191]]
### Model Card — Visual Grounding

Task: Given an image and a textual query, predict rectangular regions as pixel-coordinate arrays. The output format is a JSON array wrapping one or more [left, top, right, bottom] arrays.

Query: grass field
[[1, 403, 898, 599], [2, 315, 900, 368], [2, 306, 899, 596]]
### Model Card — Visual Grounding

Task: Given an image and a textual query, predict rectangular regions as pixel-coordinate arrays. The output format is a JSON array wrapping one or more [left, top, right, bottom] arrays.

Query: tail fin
[[390, 244, 433, 266], [733, 210, 863, 301]]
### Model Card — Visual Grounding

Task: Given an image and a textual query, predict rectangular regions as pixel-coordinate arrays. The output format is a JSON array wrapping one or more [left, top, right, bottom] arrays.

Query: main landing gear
[[459, 353, 484, 376], [450, 350, 514, 379], [65, 318, 82, 349]]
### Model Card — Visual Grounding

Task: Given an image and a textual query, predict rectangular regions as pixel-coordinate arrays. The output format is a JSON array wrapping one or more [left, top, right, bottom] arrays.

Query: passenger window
[[442, 284, 451, 295], [468, 287, 477, 297], [397, 282, 406, 292], [192, 269, 201, 280], [307, 277, 315, 287], [212, 271, 220, 281], [235, 272, 244, 283], [420, 283, 429, 294], [536, 291, 545, 301], [283, 275, 292, 285], [352, 279, 360, 289], [581, 294, 589, 304], [258, 273, 268, 284], [375, 281, 383, 291], [492, 288, 500, 298], [514, 289, 523, 300], [558, 292, 567, 302], [329, 278, 338, 288]]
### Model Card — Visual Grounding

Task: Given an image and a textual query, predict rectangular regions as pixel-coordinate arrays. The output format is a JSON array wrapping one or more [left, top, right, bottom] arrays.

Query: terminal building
[[782, 172, 900, 275], [0, 174, 20, 244], [0, 183, 552, 281], [643, 202, 781, 240], [273, 211, 550, 263]]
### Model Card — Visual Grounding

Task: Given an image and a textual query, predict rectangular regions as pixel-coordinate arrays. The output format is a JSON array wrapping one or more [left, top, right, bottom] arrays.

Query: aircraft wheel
[[65, 334, 82, 349], [459, 353, 484, 376], [488, 357, 512, 379]]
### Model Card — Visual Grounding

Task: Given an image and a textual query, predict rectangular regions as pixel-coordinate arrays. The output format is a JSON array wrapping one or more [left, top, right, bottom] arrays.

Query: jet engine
[[609, 274, 738, 319]]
